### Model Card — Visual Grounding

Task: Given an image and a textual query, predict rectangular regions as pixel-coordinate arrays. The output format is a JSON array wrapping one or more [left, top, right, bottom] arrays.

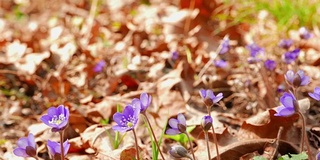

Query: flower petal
[[309, 93, 320, 101], [17, 137, 28, 148], [140, 93, 151, 108], [13, 148, 29, 157], [168, 119, 178, 129], [27, 133, 36, 149], [213, 93, 223, 103], [112, 125, 129, 133], [113, 112, 125, 125], [123, 105, 135, 117], [40, 115, 54, 127], [199, 89, 206, 99], [177, 113, 186, 126], [206, 90, 214, 99], [166, 128, 181, 135], [315, 87, 320, 94], [63, 140, 70, 155], [47, 107, 58, 116], [131, 98, 141, 111], [285, 70, 294, 83]]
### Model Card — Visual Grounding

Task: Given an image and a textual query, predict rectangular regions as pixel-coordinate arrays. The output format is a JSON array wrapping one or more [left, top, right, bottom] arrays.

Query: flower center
[[127, 122, 133, 127], [49, 114, 65, 125]]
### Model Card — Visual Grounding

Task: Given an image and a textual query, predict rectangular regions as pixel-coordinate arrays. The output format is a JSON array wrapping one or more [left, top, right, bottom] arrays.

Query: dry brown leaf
[[238, 109, 300, 144]]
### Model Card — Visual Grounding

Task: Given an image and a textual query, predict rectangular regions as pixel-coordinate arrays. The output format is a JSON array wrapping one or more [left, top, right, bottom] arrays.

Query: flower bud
[[201, 115, 212, 131], [169, 145, 192, 159]]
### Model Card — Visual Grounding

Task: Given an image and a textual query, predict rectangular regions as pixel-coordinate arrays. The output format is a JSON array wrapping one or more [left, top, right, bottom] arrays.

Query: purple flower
[[172, 51, 179, 61], [278, 39, 293, 49], [47, 140, 70, 158], [219, 37, 230, 54], [166, 113, 187, 135], [199, 89, 223, 107], [214, 59, 228, 68], [246, 43, 264, 60], [13, 133, 37, 157], [264, 59, 276, 71], [317, 152, 320, 160], [40, 105, 69, 132], [112, 105, 140, 133], [131, 93, 152, 113], [285, 70, 310, 88], [201, 115, 212, 131], [274, 92, 297, 117], [309, 87, 320, 101], [277, 84, 286, 93], [283, 49, 300, 64], [93, 60, 106, 72], [299, 27, 312, 40]]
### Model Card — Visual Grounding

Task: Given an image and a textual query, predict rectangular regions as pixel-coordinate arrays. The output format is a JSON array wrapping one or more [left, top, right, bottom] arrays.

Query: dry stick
[[59, 131, 65, 160], [184, 0, 196, 35], [204, 131, 211, 160], [197, 36, 227, 79], [132, 129, 140, 160], [208, 111, 220, 160], [142, 114, 165, 160], [82, 0, 98, 47], [271, 126, 283, 159], [184, 132, 196, 160]]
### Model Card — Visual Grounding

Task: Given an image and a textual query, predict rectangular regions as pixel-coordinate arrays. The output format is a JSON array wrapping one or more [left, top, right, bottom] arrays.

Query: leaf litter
[[1, 0, 320, 159]]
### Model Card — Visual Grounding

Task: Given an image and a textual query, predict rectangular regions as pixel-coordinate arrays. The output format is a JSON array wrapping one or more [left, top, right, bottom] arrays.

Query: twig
[[270, 126, 283, 159]]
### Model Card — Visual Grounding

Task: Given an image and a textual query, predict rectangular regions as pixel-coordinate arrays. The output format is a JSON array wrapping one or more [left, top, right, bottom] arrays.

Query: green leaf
[[164, 126, 196, 144], [278, 152, 308, 160], [253, 156, 267, 160]]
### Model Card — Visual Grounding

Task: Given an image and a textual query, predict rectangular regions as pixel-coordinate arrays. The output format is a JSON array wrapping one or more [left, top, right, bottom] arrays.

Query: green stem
[[59, 131, 65, 160], [132, 129, 140, 160], [204, 131, 211, 160], [142, 113, 165, 160], [184, 132, 196, 160]]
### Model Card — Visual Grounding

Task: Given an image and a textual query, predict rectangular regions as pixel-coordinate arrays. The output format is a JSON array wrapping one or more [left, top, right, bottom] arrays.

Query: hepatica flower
[[93, 60, 106, 73], [199, 89, 223, 107], [309, 87, 320, 101], [13, 133, 37, 158], [47, 140, 70, 158], [264, 59, 276, 71], [299, 27, 312, 40], [201, 115, 213, 131], [131, 93, 151, 113], [275, 92, 297, 117], [112, 105, 140, 133], [278, 39, 293, 49], [166, 113, 187, 135], [285, 70, 310, 88], [40, 105, 69, 132], [246, 43, 264, 61], [219, 37, 230, 54], [171, 51, 179, 61], [214, 59, 228, 68], [283, 49, 300, 64]]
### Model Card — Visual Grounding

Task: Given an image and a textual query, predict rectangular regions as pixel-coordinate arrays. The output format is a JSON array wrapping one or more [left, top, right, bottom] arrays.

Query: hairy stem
[[204, 131, 211, 160], [185, 132, 196, 160], [208, 111, 220, 160], [297, 111, 313, 159], [132, 129, 140, 160], [59, 131, 65, 160], [142, 113, 165, 160]]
